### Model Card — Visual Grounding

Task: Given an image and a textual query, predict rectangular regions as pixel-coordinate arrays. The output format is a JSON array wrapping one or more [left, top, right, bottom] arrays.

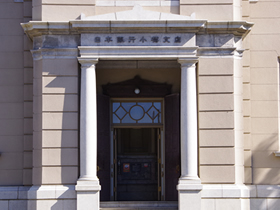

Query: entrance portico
[[21, 5, 253, 210], [77, 53, 200, 210]]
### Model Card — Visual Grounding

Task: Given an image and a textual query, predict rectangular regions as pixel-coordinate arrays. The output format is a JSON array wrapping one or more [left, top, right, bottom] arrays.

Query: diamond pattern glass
[[112, 101, 162, 124]]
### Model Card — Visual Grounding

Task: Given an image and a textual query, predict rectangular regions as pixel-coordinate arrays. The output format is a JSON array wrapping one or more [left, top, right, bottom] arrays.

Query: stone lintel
[[31, 48, 78, 60], [197, 47, 237, 56], [78, 46, 198, 60]]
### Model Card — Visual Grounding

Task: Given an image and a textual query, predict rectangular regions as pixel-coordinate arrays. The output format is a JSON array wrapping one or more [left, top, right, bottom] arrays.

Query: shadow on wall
[[249, 132, 280, 210], [30, 59, 80, 209]]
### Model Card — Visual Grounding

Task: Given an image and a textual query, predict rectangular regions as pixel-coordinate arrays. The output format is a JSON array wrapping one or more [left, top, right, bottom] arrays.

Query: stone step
[[100, 201, 178, 210]]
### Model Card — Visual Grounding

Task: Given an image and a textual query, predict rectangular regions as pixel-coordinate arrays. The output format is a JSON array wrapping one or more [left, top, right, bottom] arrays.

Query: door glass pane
[[112, 101, 162, 124]]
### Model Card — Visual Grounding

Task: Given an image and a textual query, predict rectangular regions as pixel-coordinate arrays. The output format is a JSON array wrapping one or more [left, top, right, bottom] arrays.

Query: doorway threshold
[[100, 201, 178, 210]]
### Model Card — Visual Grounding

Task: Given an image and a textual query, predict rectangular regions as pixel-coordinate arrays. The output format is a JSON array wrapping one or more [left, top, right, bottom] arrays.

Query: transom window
[[112, 101, 162, 124]]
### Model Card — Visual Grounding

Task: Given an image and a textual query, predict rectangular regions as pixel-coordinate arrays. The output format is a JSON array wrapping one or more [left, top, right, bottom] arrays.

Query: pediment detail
[[81, 5, 194, 21], [102, 75, 172, 97]]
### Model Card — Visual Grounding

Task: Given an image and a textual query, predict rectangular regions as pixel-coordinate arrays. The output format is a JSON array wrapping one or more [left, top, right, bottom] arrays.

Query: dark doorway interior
[[116, 128, 159, 201]]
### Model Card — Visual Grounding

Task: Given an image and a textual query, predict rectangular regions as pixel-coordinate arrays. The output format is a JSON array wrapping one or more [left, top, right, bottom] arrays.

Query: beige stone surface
[[250, 198, 267, 210], [42, 166, 78, 184], [244, 150, 252, 167], [41, 5, 95, 21], [0, 103, 23, 119], [0, 136, 23, 152], [42, 59, 78, 76], [199, 112, 234, 129], [200, 148, 234, 165], [199, 130, 234, 147], [251, 35, 280, 55], [23, 51, 33, 68], [42, 130, 78, 148], [0, 2, 23, 19], [24, 102, 33, 118], [250, 51, 278, 68], [252, 150, 280, 168], [24, 68, 33, 84], [29, 199, 76, 210], [23, 152, 33, 168], [251, 101, 278, 117], [199, 94, 234, 111], [24, 118, 33, 134], [243, 67, 250, 83], [0, 119, 23, 136], [42, 149, 78, 166], [24, 84, 33, 101], [243, 100, 251, 117], [200, 166, 235, 183], [216, 199, 242, 210], [23, 168, 32, 185], [23, 1, 32, 17], [253, 168, 280, 185], [251, 84, 278, 101], [243, 117, 251, 133], [251, 118, 278, 134], [0, 153, 23, 170], [0, 52, 23, 69], [199, 76, 233, 93], [95, 6, 134, 15], [251, 134, 278, 151], [180, 5, 233, 20], [142, 6, 180, 14], [23, 135, 33, 151], [43, 95, 78, 112], [42, 76, 78, 94], [242, 0, 250, 17], [244, 134, 251, 150], [243, 83, 250, 100], [198, 57, 234, 75], [251, 18, 280, 35], [180, 0, 232, 3], [42, 113, 78, 130], [242, 50, 250, 67], [250, 67, 278, 85], [250, 1, 280, 18], [244, 167, 252, 184], [42, 0, 95, 4], [24, 35, 32, 51], [0, 69, 23, 86], [0, 36, 23, 52], [0, 170, 23, 185]]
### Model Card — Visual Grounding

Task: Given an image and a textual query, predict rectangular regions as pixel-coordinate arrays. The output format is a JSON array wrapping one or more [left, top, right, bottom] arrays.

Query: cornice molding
[[21, 20, 253, 40]]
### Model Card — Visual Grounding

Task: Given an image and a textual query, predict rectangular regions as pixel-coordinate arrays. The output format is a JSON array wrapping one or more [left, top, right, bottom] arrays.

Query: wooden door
[[97, 94, 111, 201], [164, 94, 180, 201]]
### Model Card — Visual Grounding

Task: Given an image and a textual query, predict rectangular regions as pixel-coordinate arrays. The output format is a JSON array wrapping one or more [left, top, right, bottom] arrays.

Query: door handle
[[176, 165, 180, 173]]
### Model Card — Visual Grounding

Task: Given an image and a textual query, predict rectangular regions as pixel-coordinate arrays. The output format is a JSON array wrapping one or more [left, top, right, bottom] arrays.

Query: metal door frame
[[109, 98, 165, 201]]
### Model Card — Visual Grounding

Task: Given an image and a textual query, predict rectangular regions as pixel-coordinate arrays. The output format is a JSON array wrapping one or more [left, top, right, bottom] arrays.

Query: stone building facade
[[0, 0, 280, 209]]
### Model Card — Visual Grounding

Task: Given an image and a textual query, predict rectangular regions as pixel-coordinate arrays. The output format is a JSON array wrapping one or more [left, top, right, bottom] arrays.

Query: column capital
[[177, 57, 198, 68], [78, 57, 99, 68]]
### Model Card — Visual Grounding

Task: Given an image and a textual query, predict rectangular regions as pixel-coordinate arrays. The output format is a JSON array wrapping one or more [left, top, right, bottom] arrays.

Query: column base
[[76, 180, 101, 210], [177, 178, 202, 210]]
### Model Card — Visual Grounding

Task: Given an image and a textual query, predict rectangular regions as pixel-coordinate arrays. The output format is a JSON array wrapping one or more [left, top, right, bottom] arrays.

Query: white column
[[178, 58, 200, 183], [76, 58, 101, 210], [177, 58, 202, 210]]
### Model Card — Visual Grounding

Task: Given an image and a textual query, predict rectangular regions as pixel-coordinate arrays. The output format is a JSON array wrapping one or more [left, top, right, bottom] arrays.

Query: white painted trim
[[1, 185, 280, 200], [28, 185, 76, 200]]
